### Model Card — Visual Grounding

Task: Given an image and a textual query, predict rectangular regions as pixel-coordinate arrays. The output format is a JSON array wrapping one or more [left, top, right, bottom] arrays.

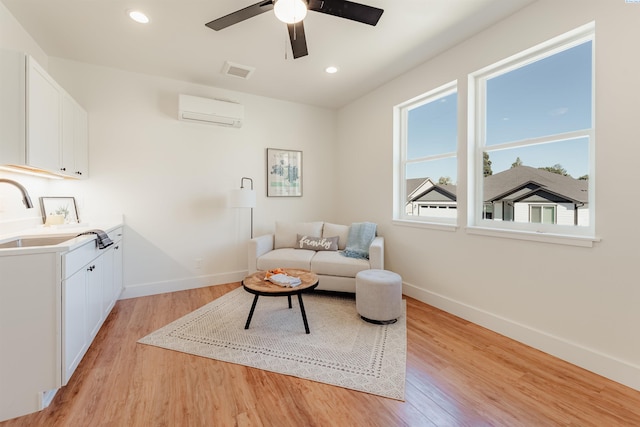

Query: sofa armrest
[[248, 234, 274, 273], [369, 236, 384, 270]]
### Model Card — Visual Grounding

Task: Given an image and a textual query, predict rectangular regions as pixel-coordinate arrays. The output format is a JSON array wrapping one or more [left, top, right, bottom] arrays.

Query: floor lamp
[[229, 177, 256, 238]]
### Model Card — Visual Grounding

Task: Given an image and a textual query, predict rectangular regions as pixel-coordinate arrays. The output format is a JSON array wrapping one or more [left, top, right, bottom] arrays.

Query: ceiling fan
[[205, 0, 384, 59]]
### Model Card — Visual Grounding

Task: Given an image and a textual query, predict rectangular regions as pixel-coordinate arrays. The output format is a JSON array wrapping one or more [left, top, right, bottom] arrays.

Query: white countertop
[[0, 218, 123, 256]]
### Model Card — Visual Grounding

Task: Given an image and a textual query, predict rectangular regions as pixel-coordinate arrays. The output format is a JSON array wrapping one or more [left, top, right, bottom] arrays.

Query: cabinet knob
[[114, 245, 120, 250], [75, 171, 82, 175], [60, 167, 66, 171], [87, 265, 96, 272]]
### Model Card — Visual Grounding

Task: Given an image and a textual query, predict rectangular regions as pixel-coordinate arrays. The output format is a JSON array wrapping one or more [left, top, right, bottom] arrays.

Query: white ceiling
[[2, 0, 535, 109]]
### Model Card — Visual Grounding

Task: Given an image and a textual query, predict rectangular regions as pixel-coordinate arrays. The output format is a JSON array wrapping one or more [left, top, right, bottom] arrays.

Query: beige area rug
[[138, 287, 406, 400]]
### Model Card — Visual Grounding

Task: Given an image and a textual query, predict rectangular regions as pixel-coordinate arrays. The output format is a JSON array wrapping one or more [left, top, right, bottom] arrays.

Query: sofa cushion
[[256, 248, 315, 271], [311, 250, 371, 277], [296, 234, 338, 251], [274, 221, 324, 249], [322, 223, 349, 250]]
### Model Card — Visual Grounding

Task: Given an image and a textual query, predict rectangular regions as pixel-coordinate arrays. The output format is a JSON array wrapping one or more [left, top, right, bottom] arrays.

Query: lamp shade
[[229, 188, 256, 208], [274, 0, 307, 24]]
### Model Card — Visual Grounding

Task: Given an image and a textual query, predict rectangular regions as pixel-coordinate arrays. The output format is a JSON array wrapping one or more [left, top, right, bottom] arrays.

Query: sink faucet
[[0, 179, 34, 209]]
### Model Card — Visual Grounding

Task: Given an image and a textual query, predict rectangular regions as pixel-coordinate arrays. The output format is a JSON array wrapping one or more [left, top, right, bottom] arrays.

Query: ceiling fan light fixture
[[274, 0, 308, 24]]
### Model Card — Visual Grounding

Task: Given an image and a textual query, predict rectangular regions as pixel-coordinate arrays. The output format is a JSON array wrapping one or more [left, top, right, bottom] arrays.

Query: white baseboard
[[120, 271, 247, 300], [402, 281, 640, 392]]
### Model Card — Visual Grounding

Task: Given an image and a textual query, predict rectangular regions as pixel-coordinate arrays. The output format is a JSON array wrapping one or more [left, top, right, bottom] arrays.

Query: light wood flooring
[[3, 282, 639, 426]]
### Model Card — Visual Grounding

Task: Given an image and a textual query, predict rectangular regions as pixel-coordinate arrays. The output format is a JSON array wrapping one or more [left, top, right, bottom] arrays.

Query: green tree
[[511, 157, 523, 168], [438, 176, 452, 185], [578, 174, 589, 180], [483, 152, 493, 177], [539, 163, 569, 176]]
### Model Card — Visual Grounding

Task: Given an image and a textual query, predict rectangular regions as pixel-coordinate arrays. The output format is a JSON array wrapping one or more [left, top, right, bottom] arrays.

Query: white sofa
[[248, 221, 384, 293]]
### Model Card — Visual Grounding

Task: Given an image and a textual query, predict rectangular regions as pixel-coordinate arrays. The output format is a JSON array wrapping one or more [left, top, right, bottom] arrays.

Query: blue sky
[[407, 40, 592, 182]]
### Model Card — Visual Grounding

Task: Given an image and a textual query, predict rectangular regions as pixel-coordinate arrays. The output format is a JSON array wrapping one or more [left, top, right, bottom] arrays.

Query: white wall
[[0, 1, 337, 297], [45, 59, 337, 297], [2, 0, 638, 393], [0, 1, 53, 230], [336, 0, 640, 391], [0, 1, 46, 66]]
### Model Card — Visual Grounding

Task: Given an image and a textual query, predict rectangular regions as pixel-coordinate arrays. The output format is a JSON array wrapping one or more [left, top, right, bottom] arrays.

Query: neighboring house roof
[[406, 178, 457, 203], [406, 178, 427, 197], [407, 165, 588, 204], [484, 166, 588, 204]]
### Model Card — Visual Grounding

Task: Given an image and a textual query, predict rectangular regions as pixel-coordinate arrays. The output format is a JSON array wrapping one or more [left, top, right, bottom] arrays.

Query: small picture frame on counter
[[40, 196, 80, 225]]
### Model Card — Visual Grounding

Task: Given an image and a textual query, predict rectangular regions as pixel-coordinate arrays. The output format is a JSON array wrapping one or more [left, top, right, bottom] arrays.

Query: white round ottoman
[[355, 269, 402, 324]]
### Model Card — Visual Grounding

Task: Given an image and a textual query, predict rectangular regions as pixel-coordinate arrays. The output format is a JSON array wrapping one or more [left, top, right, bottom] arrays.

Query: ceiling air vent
[[222, 61, 255, 79]]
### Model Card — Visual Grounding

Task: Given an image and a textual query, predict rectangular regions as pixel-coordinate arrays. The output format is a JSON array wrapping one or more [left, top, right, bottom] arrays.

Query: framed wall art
[[267, 148, 302, 197], [39, 196, 80, 224]]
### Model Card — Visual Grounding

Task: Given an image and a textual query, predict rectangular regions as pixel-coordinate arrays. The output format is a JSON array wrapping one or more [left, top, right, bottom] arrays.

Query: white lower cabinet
[[62, 227, 123, 385], [63, 266, 89, 383], [86, 257, 103, 341], [101, 232, 123, 319], [0, 225, 123, 422]]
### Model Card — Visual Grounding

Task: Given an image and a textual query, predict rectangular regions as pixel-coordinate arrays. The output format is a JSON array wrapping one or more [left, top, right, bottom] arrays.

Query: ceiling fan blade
[[206, 0, 274, 31], [287, 21, 308, 59], [308, 0, 383, 26]]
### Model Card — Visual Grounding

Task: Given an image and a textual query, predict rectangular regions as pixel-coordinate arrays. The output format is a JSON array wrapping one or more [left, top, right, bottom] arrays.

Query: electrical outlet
[[195, 258, 202, 269]]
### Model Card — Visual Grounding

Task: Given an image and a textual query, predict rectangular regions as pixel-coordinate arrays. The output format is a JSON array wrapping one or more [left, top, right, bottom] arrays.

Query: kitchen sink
[[0, 234, 77, 249]]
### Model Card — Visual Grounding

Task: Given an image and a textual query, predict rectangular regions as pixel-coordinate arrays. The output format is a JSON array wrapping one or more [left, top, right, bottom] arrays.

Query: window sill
[[465, 226, 600, 247], [392, 219, 458, 232]]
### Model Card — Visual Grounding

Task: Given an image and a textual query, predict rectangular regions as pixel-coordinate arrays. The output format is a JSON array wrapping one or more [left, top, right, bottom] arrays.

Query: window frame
[[393, 81, 459, 230], [467, 23, 597, 246], [530, 204, 557, 224]]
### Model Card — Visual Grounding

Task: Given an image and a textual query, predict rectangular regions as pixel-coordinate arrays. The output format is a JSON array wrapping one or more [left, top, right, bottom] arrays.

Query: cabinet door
[[102, 247, 115, 319], [73, 104, 88, 178], [86, 257, 103, 341], [0, 49, 26, 165], [27, 58, 61, 172], [113, 241, 123, 300], [61, 94, 75, 175], [61, 93, 89, 178], [63, 268, 88, 385], [101, 240, 122, 318]]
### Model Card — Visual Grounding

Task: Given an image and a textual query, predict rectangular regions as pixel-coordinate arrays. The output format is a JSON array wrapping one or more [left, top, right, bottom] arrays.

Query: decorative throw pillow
[[322, 223, 350, 250], [296, 234, 339, 251], [274, 221, 324, 249]]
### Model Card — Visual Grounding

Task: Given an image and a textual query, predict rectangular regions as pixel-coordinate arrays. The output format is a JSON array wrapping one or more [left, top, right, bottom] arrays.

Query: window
[[469, 24, 595, 240], [530, 205, 556, 224], [394, 82, 458, 226]]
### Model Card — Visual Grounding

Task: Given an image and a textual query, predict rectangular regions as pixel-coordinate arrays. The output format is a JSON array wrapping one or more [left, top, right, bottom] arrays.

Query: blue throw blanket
[[342, 222, 377, 259]]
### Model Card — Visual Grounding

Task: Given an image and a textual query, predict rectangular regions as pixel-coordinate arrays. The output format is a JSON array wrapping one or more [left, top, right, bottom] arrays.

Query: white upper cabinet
[[0, 49, 88, 179], [62, 93, 89, 178], [27, 57, 62, 172]]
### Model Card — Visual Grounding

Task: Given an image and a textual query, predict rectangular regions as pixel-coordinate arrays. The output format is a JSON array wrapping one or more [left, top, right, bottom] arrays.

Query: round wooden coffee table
[[242, 268, 319, 334]]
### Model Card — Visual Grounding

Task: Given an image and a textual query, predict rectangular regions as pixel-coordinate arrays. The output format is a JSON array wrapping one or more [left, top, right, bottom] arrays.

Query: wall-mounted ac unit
[[178, 94, 244, 128]]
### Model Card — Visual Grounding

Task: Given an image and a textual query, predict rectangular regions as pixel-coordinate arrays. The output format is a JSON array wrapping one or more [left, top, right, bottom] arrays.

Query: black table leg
[[288, 295, 292, 308], [297, 293, 310, 334], [244, 294, 260, 329]]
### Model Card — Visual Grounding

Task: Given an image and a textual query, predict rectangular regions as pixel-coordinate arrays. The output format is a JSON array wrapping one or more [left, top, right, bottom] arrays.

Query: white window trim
[[467, 22, 597, 246], [393, 81, 458, 228]]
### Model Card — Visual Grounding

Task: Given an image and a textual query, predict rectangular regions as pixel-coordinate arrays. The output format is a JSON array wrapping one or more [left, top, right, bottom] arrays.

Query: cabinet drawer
[[108, 227, 123, 244], [63, 228, 123, 278], [63, 240, 99, 279]]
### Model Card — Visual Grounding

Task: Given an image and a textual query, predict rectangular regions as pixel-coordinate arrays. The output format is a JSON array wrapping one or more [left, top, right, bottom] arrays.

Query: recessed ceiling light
[[325, 66, 338, 74], [128, 10, 149, 24]]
